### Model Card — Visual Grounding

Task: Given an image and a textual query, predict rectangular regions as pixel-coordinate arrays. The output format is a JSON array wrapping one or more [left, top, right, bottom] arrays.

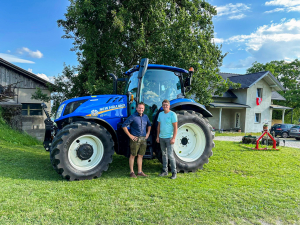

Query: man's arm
[[145, 126, 151, 139], [170, 122, 178, 144], [145, 116, 151, 139], [122, 115, 137, 141], [156, 122, 160, 143], [122, 127, 138, 141]]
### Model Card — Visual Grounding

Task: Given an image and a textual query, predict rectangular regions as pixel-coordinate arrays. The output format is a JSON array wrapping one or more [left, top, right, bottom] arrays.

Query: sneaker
[[137, 172, 148, 177], [170, 172, 177, 179], [159, 171, 168, 177], [130, 172, 137, 178]]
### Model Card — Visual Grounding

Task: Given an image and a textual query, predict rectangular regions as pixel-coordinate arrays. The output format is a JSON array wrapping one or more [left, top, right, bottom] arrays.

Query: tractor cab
[[124, 60, 191, 121]]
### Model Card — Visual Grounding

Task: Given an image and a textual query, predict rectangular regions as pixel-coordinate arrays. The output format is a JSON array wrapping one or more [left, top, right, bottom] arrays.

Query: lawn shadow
[[0, 144, 162, 181], [101, 154, 163, 179]]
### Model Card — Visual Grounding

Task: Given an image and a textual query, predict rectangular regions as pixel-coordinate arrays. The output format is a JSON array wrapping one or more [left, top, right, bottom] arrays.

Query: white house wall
[[232, 89, 247, 104], [207, 107, 219, 130], [244, 79, 272, 132]]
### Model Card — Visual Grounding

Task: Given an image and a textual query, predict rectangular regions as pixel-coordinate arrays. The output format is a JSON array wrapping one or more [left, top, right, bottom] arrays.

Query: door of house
[[235, 112, 240, 128]]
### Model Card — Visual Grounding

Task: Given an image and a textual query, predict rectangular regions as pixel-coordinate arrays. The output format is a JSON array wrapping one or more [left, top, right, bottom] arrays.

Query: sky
[[1, 0, 300, 82]]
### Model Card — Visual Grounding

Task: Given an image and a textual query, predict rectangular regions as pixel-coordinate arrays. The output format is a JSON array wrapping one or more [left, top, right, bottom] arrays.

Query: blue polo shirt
[[122, 112, 151, 137]]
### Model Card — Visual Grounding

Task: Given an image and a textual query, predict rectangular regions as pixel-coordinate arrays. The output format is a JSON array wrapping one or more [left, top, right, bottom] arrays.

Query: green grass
[[215, 132, 262, 137], [0, 122, 41, 146], [0, 123, 300, 224]]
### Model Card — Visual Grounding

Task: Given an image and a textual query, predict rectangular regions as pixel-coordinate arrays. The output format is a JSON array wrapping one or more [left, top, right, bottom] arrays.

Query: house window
[[257, 88, 263, 98], [254, 113, 261, 123], [22, 103, 43, 116]]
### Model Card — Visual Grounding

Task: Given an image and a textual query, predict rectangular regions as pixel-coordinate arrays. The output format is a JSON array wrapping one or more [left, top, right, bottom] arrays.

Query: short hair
[[162, 99, 170, 105], [136, 102, 145, 107]]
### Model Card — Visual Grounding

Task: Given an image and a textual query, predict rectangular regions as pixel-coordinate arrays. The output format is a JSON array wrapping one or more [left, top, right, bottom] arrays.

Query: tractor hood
[[54, 95, 127, 122]]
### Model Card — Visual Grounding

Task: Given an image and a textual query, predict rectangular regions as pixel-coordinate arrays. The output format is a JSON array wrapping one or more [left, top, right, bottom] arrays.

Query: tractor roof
[[124, 64, 189, 76]]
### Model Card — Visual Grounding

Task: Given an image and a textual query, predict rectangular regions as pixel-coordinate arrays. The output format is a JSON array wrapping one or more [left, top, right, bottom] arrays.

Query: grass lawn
[[0, 123, 300, 224]]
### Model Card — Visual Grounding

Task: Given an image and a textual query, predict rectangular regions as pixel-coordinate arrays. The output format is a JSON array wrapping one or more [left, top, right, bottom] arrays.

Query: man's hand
[[170, 138, 175, 145], [145, 133, 150, 140], [156, 137, 160, 143], [130, 135, 138, 142]]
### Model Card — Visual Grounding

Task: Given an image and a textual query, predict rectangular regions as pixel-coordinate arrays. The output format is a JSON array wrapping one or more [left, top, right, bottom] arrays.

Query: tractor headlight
[[55, 104, 65, 120]]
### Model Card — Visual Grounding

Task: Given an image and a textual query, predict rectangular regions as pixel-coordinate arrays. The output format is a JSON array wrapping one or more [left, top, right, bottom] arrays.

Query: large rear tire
[[174, 110, 214, 172], [156, 110, 214, 172], [50, 121, 114, 181]]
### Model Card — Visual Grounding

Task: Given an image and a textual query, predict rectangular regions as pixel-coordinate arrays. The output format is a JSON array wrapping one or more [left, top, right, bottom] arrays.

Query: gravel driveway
[[214, 136, 300, 148]]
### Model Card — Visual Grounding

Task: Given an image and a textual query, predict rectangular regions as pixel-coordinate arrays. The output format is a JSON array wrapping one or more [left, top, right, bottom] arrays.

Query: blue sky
[[1, 0, 300, 82]]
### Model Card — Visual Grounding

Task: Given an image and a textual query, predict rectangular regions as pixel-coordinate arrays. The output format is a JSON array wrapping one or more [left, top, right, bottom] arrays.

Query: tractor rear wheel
[[156, 110, 214, 172], [50, 121, 114, 181]]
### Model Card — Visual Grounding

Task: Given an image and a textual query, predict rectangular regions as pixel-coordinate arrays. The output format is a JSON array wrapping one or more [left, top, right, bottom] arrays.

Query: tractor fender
[[170, 102, 212, 117]]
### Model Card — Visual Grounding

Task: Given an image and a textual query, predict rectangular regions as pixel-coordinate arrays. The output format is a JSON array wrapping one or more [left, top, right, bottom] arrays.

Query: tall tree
[[35, 0, 238, 113]]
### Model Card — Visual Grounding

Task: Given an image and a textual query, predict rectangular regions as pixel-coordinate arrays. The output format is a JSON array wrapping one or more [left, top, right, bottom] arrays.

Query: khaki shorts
[[130, 137, 147, 156]]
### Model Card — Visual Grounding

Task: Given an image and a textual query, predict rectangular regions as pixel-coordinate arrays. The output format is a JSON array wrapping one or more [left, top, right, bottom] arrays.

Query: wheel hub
[[181, 137, 188, 146], [76, 144, 94, 160]]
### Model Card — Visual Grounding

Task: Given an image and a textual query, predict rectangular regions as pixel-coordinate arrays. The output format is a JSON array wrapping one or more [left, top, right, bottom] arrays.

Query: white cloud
[[265, 0, 300, 7], [265, 0, 300, 12], [228, 14, 246, 20], [7, 50, 10, 53], [36, 73, 50, 82], [27, 68, 51, 82], [212, 37, 224, 44], [264, 8, 285, 13], [216, 3, 250, 20], [224, 19, 300, 68], [227, 19, 300, 51], [0, 53, 35, 64], [48, 76, 55, 84], [17, 47, 43, 58]]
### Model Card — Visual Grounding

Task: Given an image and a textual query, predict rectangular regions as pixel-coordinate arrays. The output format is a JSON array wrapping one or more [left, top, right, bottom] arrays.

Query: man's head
[[162, 99, 170, 112], [136, 102, 145, 115]]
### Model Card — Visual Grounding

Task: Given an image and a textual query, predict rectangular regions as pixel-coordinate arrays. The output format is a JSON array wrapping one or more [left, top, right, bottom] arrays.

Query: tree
[[247, 60, 300, 123], [35, 0, 238, 112]]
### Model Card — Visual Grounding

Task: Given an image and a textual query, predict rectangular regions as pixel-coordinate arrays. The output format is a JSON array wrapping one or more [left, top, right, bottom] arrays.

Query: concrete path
[[214, 136, 300, 148]]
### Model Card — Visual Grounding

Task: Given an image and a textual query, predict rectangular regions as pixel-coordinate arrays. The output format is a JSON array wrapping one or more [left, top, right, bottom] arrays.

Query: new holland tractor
[[42, 58, 215, 181]]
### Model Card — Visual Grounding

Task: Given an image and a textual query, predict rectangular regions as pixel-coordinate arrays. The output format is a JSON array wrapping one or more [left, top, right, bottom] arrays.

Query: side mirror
[[138, 58, 149, 78]]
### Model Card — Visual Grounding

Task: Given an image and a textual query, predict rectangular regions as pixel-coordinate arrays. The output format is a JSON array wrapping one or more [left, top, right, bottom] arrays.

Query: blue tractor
[[42, 59, 214, 180]]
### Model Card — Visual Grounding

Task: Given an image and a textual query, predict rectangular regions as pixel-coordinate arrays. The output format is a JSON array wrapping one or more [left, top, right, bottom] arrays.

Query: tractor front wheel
[[50, 121, 114, 181]]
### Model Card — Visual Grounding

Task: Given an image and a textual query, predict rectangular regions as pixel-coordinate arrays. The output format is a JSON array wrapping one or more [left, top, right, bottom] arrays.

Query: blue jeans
[[159, 138, 177, 173]]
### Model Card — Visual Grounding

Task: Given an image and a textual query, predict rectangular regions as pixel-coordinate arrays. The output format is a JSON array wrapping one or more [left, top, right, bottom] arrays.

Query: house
[[0, 58, 51, 140], [207, 71, 292, 133]]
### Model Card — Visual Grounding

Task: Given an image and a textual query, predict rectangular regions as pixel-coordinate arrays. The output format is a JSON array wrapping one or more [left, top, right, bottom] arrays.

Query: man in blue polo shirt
[[122, 102, 151, 178]]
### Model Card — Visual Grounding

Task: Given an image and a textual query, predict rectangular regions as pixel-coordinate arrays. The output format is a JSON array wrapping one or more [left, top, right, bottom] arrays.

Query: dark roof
[[209, 102, 250, 108], [271, 91, 286, 101], [227, 71, 267, 88], [219, 71, 285, 91], [219, 72, 242, 79], [213, 90, 237, 98], [0, 57, 51, 86]]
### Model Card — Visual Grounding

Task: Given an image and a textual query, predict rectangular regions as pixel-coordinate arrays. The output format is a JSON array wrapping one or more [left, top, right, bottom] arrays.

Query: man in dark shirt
[[122, 102, 151, 178]]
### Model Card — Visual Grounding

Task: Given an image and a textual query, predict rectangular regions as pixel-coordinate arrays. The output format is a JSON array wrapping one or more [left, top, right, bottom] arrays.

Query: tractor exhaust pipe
[[109, 73, 118, 94]]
